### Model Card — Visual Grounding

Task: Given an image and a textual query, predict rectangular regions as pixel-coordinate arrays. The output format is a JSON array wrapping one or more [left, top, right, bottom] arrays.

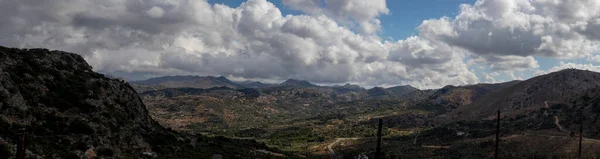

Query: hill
[[135, 68, 600, 158], [449, 69, 600, 120], [542, 86, 600, 138], [426, 81, 520, 111], [386, 85, 419, 96], [280, 79, 319, 87], [131, 75, 244, 92], [329, 70, 600, 158], [365, 85, 421, 99], [0, 46, 281, 158], [237, 80, 276, 88]]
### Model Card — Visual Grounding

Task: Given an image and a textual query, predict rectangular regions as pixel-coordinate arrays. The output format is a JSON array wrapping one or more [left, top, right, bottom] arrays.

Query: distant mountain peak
[[216, 76, 228, 80], [281, 79, 318, 87], [367, 87, 388, 96], [449, 68, 600, 121], [131, 75, 243, 89], [387, 85, 419, 93], [389, 85, 418, 89], [236, 80, 275, 88], [546, 68, 595, 76], [341, 83, 362, 88]]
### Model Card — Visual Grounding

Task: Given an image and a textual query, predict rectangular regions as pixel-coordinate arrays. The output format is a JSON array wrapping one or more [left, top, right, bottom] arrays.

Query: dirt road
[[544, 101, 570, 133], [327, 138, 359, 159]]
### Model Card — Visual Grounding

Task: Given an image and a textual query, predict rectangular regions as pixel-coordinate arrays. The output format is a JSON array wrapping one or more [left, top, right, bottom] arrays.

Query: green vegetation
[[136, 68, 600, 157]]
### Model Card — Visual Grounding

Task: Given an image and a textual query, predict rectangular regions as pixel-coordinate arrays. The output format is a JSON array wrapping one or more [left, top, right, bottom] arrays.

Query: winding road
[[543, 101, 600, 143], [327, 138, 343, 159], [544, 101, 570, 133], [327, 138, 359, 159]]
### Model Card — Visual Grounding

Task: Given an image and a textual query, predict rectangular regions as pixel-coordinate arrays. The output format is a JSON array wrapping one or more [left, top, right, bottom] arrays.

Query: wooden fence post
[[375, 119, 382, 159], [495, 111, 500, 159], [16, 128, 27, 159], [579, 113, 583, 159]]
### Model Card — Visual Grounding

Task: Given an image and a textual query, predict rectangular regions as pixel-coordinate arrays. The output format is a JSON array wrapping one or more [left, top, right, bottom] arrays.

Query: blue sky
[[379, 0, 475, 41]]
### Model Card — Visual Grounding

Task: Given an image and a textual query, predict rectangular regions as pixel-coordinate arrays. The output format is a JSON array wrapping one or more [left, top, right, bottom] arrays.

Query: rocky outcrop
[[0, 46, 278, 158]]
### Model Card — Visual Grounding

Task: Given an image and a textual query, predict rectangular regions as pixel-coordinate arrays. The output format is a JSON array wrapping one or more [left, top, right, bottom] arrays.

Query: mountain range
[[134, 67, 600, 158], [132, 75, 336, 91], [131, 74, 424, 98]]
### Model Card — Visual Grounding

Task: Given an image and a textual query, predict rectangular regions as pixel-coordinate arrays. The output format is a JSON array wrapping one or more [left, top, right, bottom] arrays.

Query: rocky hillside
[[546, 86, 600, 138], [237, 80, 276, 88], [279, 79, 319, 88], [449, 69, 600, 120], [425, 81, 520, 110], [0, 46, 280, 158], [133, 66, 600, 158], [131, 75, 244, 92], [386, 85, 419, 96]]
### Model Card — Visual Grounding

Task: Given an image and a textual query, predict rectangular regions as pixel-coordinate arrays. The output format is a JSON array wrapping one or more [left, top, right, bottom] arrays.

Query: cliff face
[[0, 47, 276, 158]]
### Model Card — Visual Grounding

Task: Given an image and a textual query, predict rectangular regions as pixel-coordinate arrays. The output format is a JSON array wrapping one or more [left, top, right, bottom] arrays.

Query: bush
[[238, 88, 260, 98], [67, 121, 95, 134], [0, 141, 12, 159]]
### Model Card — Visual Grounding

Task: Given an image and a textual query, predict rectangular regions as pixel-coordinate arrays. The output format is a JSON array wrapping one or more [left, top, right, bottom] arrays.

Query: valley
[[134, 69, 600, 158]]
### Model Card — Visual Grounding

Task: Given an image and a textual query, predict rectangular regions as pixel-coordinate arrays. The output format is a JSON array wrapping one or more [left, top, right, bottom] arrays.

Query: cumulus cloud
[[536, 61, 600, 75], [0, 0, 477, 89], [282, 0, 389, 34], [419, 0, 600, 72], [2, 0, 600, 89], [425, 0, 599, 56], [481, 72, 499, 83], [589, 55, 600, 63], [469, 55, 539, 71], [146, 6, 165, 19]]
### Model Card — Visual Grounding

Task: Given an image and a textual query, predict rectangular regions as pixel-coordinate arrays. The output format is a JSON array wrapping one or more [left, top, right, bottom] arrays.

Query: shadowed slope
[[0, 46, 280, 158]]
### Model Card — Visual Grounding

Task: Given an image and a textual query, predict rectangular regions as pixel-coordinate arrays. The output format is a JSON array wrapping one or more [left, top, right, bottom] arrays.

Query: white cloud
[[536, 61, 600, 75], [481, 72, 498, 83], [470, 55, 539, 71], [146, 6, 165, 19], [2, 0, 600, 89], [420, 0, 600, 62], [0, 0, 478, 89], [589, 55, 600, 63], [490, 72, 500, 77], [282, 0, 389, 34], [504, 71, 524, 80]]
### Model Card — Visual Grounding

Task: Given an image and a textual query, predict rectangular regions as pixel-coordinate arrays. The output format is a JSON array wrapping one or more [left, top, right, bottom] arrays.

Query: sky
[[1, 0, 600, 89]]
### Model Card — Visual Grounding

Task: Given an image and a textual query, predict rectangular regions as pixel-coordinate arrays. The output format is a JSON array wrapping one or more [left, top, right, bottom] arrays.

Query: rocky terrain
[[131, 75, 245, 93], [135, 67, 600, 158], [136, 78, 428, 134], [449, 69, 600, 120], [0, 46, 282, 158]]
